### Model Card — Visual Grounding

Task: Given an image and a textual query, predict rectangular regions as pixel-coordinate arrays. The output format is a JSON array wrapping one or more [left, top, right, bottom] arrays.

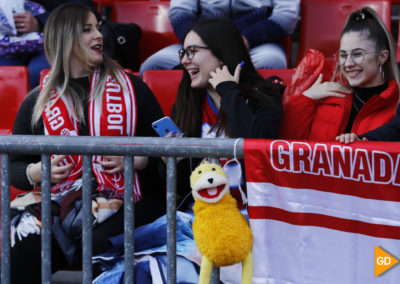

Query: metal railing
[[0, 135, 244, 284]]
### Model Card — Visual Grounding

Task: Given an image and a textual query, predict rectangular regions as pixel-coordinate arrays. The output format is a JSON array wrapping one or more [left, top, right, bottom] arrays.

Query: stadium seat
[[296, 0, 391, 66], [282, 35, 292, 68], [111, 1, 179, 65], [0, 66, 31, 201], [0, 66, 29, 133], [143, 70, 182, 116], [142, 69, 295, 116]]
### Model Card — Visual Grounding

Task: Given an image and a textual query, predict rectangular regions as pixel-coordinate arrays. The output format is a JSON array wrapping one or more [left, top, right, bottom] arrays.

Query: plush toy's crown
[[190, 161, 229, 203]]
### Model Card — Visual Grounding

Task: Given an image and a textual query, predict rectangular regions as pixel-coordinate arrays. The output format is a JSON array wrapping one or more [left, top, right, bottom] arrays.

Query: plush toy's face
[[190, 162, 229, 203]]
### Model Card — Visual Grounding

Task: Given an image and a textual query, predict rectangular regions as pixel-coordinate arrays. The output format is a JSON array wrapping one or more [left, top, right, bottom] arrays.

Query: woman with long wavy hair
[[9, 3, 165, 282]]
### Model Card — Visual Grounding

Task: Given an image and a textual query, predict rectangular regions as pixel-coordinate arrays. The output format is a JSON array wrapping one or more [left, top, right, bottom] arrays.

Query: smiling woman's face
[[339, 31, 387, 88], [180, 31, 221, 89]]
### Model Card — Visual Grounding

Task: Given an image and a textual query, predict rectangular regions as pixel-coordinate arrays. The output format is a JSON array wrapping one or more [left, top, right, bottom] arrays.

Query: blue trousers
[[139, 42, 287, 76]]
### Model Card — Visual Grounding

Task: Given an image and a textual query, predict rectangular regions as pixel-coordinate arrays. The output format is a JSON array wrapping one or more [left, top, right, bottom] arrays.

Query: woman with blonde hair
[[9, 3, 165, 282], [280, 7, 400, 140]]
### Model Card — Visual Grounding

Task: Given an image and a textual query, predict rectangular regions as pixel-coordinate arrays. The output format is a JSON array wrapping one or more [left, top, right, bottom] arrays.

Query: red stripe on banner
[[248, 206, 400, 240], [244, 139, 400, 202]]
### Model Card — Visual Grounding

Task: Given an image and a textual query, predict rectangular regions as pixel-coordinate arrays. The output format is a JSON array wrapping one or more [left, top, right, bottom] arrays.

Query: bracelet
[[26, 163, 38, 188]]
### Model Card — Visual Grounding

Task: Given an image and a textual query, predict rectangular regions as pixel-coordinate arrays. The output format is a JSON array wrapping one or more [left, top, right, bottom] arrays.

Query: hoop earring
[[380, 65, 385, 79]]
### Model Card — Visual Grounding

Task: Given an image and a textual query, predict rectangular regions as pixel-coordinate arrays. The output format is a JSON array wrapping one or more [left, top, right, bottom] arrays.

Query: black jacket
[[166, 81, 282, 209], [362, 107, 400, 141]]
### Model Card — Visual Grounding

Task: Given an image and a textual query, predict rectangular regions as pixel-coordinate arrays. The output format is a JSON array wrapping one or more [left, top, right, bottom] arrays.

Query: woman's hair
[[172, 18, 277, 137], [337, 7, 399, 88], [32, 3, 124, 126]]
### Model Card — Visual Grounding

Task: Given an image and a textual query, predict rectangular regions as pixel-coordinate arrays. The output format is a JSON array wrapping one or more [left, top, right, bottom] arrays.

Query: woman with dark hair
[[280, 7, 400, 141], [169, 18, 282, 208], [9, 3, 165, 283]]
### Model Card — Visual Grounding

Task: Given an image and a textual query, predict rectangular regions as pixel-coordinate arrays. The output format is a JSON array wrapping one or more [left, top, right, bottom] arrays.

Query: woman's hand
[[208, 63, 242, 90], [133, 156, 148, 171], [99, 155, 149, 174], [13, 11, 40, 34], [303, 74, 352, 100], [28, 155, 74, 184], [335, 133, 368, 144], [99, 156, 124, 174]]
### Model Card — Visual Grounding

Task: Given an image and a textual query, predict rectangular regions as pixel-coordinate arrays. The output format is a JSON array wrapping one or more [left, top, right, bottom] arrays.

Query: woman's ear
[[378, 50, 390, 65]]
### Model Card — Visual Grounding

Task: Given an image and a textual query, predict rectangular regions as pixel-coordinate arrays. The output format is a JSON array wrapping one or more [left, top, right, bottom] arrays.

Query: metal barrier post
[[166, 157, 177, 284], [0, 135, 244, 284], [1, 154, 11, 284], [124, 156, 135, 283], [41, 154, 52, 284], [82, 155, 93, 283], [211, 267, 220, 283]]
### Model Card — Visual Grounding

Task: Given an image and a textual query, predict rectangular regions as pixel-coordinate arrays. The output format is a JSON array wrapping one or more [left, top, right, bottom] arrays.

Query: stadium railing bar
[[0, 135, 244, 284]]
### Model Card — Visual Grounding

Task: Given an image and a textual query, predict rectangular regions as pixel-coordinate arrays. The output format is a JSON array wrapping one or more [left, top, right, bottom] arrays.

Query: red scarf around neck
[[40, 68, 141, 201]]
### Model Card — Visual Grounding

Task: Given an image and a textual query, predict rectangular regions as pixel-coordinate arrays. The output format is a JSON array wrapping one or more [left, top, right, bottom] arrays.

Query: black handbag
[[100, 20, 142, 71]]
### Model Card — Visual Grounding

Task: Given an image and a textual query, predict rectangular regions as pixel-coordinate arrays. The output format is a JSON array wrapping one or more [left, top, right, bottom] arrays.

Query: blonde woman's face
[[70, 12, 103, 77]]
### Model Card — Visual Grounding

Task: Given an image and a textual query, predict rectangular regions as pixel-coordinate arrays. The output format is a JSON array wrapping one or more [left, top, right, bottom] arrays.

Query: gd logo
[[375, 246, 400, 277]]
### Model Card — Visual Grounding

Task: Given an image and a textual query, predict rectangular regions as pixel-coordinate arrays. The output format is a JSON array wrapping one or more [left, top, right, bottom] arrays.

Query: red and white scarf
[[201, 93, 246, 208], [41, 68, 141, 201]]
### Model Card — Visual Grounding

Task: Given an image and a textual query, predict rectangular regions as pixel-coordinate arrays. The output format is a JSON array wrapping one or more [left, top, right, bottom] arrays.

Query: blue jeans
[[139, 42, 287, 76], [0, 52, 50, 89]]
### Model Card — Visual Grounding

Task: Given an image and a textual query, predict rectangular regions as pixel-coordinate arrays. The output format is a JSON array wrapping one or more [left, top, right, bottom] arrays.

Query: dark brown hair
[[172, 18, 278, 137]]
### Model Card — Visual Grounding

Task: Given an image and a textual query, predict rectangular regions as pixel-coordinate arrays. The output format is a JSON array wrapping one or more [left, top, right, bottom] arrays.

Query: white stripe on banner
[[248, 182, 400, 227], [249, 219, 400, 284]]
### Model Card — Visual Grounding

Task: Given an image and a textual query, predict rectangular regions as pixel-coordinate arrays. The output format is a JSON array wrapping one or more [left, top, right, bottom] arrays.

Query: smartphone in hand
[[152, 116, 182, 137]]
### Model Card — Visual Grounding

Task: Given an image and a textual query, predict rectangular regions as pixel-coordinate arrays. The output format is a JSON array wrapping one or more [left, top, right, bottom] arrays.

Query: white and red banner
[[245, 139, 400, 283]]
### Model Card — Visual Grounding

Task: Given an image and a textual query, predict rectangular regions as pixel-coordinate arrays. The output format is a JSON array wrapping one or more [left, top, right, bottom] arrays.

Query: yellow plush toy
[[190, 161, 253, 284]]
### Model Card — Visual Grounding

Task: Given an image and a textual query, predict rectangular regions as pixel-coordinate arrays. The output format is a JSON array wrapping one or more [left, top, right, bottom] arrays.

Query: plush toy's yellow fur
[[192, 194, 253, 266], [190, 161, 253, 283]]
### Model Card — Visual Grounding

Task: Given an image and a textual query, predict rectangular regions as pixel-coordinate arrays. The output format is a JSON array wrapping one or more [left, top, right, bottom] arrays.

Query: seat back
[[143, 69, 295, 116], [0, 66, 29, 133], [111, 1, 179, 65], [296, 0, 391, 66], [282, 35, 292, 68], [0, 66, 31, 201], [143, 70, 183, 116], [257, 69, 295, 85]]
